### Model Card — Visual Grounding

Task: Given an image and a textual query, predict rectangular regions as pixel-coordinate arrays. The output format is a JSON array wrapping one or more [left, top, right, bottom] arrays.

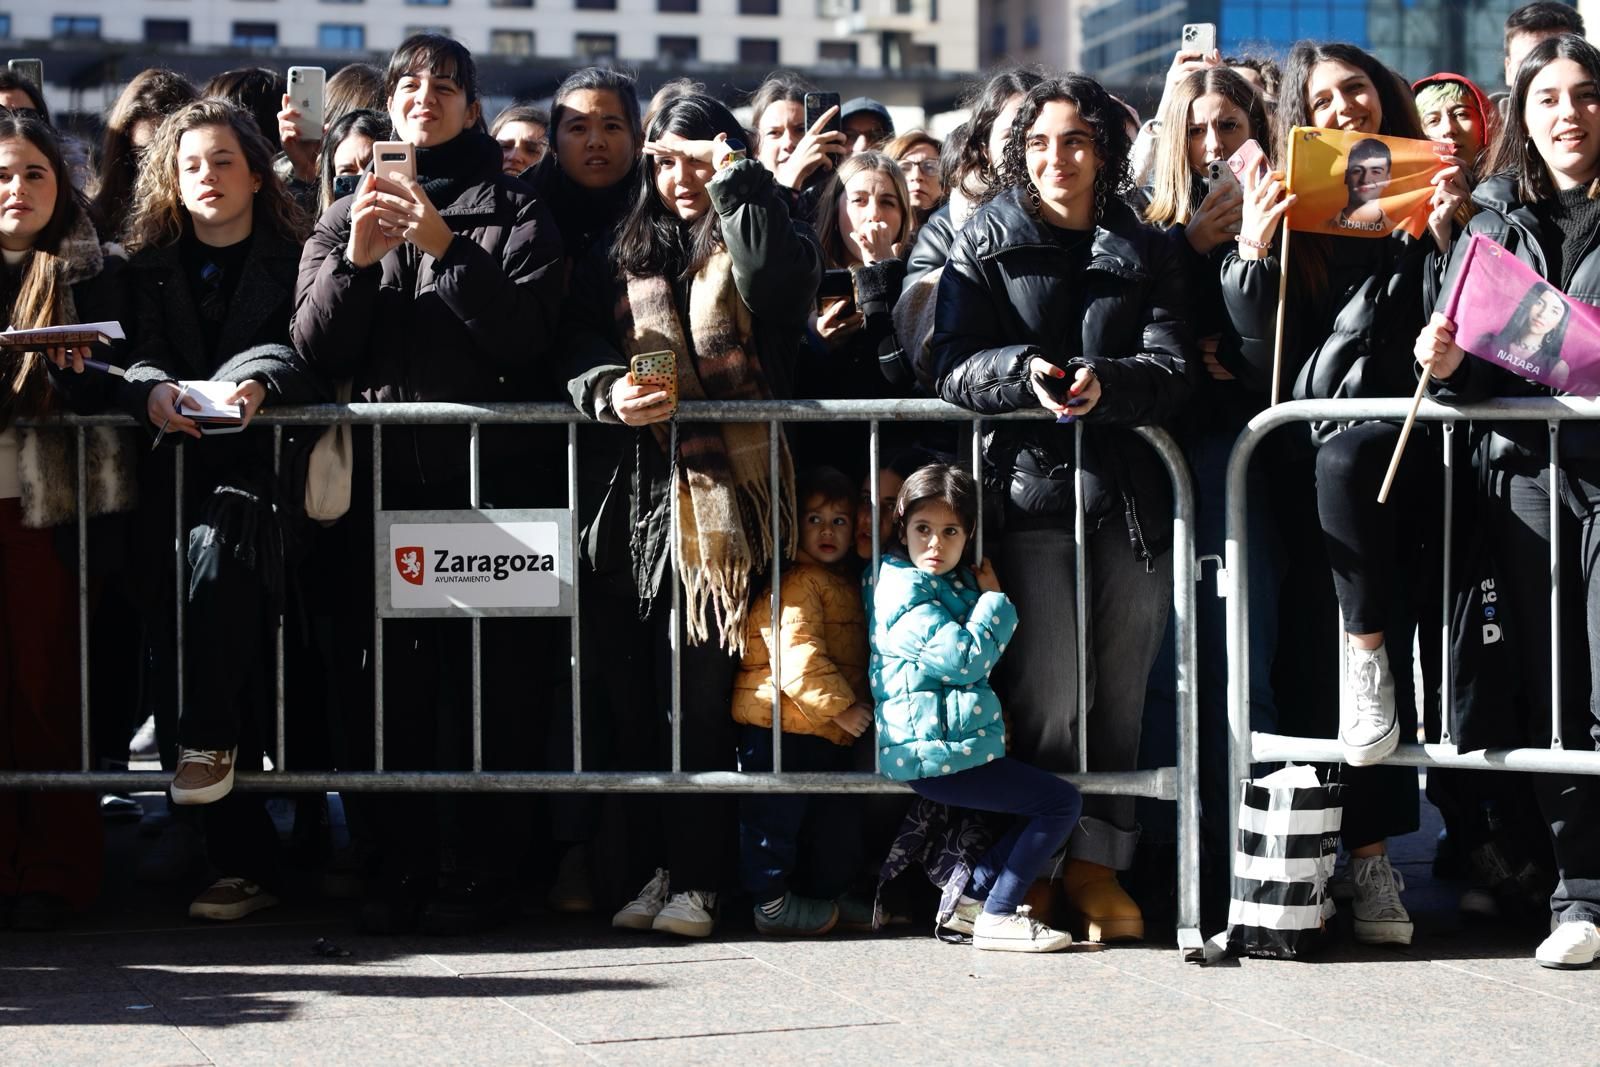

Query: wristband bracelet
[[1235, 234, 1272, 252]]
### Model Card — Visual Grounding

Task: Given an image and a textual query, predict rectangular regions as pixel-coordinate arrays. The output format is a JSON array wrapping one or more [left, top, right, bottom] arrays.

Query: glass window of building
[[144, 18, 190, 42], [818, 39, 858, 64], [659, 34, 699, 60], [575, 0, 617, 9], [738, 37, 780, 64], [739, 0, 779, 13], [230, 20, 278, 46], [318, 22, 365, 48], [489, 28, 533, 55], [574, 32, 618, 60], [659, 0, 697, 10], [51, 15, 101, 38], [490, 0, 533, 7]]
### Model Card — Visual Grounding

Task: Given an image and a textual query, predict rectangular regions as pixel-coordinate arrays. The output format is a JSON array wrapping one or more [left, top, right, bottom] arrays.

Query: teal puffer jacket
[[868, 554, 1017, 782]]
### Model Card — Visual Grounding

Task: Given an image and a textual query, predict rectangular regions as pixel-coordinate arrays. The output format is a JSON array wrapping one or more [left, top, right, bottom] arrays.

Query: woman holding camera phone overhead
[[292, 34, 563, 935], [562, 92, 820, 939]]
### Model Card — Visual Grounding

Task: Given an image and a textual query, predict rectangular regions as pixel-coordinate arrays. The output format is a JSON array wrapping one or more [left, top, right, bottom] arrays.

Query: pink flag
[[1445, 234, 1600, 396]]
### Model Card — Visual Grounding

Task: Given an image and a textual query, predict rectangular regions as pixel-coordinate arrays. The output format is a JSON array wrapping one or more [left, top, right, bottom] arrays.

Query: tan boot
[[1062, 859, 1144, 942], [1020, 877, 1063, 927]]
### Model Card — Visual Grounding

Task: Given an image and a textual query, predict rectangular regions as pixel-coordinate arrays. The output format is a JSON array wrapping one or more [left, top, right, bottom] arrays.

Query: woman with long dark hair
[[1417, 32, 1600, 969], [933, 74, 1195, 943], [121, 97, 321, 923], [89, 69, 199, 238], [1477, 281, 1572, 382], [1222, 40, 1470, 947], [562, 91, 820, 939], [0, 113, 129, 930]]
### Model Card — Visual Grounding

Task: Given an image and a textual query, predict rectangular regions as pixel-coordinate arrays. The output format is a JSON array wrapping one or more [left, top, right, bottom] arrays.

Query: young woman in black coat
[[120, 97, 322, 923], [933, 74, 1195, 943], [1417, 32, 1600, 969], [1221, 41, 1469, 947], [293, 34, 564, 934]]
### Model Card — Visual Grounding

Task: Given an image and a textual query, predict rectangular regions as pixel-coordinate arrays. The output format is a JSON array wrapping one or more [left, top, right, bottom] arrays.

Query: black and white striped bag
[[1225, 765, 1344, 960]]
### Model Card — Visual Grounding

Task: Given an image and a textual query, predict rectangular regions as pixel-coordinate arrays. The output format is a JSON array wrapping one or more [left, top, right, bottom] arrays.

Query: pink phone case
[[1228, 139, 1268, 184]]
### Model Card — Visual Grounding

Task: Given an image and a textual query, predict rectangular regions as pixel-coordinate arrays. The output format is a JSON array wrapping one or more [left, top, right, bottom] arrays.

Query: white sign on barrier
[[376, 510, 574, 617]]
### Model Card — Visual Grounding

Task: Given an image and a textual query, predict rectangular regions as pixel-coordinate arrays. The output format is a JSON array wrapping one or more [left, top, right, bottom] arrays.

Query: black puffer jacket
[[292, 131, 564, 488], [1221, 224, 1434, 436], [932, 188, 1195, 561], [1427, 173, 1600, 460]]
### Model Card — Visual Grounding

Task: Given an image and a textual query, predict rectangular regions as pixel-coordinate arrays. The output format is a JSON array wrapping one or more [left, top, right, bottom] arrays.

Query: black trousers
[[1486, 453, 1600, 921], [584, 568, 737, 895]]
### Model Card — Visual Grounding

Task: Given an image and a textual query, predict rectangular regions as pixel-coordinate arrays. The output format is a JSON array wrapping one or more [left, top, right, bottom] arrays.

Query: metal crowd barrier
[[7, 399, 1201, 948], [1225, 396, 1600, 859]]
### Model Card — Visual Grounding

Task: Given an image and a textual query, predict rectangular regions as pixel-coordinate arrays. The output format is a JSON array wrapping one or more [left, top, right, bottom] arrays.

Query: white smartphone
[[371, 141, 416, 184], [1205, 160, 1242, 234], [7, 58, 42, 92], [286, 66, 326, 142], [1181, 22, 1217, 55]]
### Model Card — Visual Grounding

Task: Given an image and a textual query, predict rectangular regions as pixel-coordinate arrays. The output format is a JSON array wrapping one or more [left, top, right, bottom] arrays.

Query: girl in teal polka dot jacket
[[868, 463, 1084, 952]]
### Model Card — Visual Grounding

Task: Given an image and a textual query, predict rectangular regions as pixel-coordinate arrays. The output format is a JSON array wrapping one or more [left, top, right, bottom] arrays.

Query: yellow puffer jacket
[[731, 560, 868, 747]]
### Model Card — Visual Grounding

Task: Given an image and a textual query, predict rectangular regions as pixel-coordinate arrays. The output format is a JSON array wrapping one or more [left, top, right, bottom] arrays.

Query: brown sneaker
[[170, 748, 237, 805], [189, 877, 278, 921]]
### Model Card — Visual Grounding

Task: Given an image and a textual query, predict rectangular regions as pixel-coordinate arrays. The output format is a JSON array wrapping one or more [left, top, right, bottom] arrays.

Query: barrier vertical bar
[[972, 419, 983, 563], [870, 418, 881, 777], [76, 427, 89, 771], [568, 422, 582, 772], [1224, 422, 1254, 886], [469, 422, 482, 772], [1440, 421, 1455, 745], [770, 420, 783, 772], [372, 424, 384, 771], [1073, 420, 1088, 774], [670, 418, 682, 773], [274, 426, 286, 771], [174, 445, 185, 742], [1549, 421, 1563, 749]]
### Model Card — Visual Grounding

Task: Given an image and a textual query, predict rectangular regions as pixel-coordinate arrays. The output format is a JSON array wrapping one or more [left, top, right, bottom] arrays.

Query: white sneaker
[[612, 868, 670, 931], [1350, 853, 1413, 945], [653, 890, 716, 938], [1340, 644, 1399, 766], [1536, 920, 1600, 969], [972, 905, 1073, 953], [188, 877, 278, 921], [940, 894, 982, 937]]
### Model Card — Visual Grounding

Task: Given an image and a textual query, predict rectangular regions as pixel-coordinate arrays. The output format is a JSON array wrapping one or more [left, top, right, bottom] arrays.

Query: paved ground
[[5, 783, 1599, 1066]]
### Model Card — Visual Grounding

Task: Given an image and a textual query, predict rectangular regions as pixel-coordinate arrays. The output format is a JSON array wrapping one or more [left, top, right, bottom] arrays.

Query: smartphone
[[1181, 22, 1216, 55], [332, 172, 361, 200], [1227, 138, 1268, 185], [803, 91, 842, 136], [1206, 159, 1241, 195], [7, 58, 42, 92], [629, 350, 677, 410], [286, 66, 326, 142], [816, 267, 854, 310], [372, 141, 416, 184]]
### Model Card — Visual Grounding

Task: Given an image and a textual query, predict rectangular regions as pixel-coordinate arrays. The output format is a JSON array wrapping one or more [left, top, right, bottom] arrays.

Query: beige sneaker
[[189, 877, 278, 921], [170, 748, 237, 805]]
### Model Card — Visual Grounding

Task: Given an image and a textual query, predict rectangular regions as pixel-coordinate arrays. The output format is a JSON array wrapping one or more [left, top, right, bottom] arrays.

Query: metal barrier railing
[[6, 398, 1200, 948], [1225, 396, 1600, 862]]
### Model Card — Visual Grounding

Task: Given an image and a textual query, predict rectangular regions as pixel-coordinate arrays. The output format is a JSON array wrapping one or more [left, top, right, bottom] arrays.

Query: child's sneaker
[[189, 877, 278, 921], [653, 890, 717, 938], [939, 894, 983, 938], [972, 905, 1072, 953], [612, 868, 670, 931], [753, 892, 838, 936]]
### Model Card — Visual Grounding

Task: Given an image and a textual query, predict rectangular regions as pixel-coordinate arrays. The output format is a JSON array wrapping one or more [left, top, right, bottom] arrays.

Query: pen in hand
[[151, 384, 190, 452]]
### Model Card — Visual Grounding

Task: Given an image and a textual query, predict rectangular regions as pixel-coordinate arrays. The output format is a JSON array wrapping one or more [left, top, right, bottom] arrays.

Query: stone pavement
[[5, 788, 1600, 1066]]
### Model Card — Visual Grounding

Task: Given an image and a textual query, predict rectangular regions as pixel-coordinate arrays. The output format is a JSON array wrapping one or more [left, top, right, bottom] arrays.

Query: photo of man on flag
[[1285, 127, 1449, 239]]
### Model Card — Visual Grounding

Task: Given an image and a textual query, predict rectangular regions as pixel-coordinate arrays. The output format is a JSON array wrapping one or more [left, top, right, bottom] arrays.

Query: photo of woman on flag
[[1476, 280, 1573, 387]]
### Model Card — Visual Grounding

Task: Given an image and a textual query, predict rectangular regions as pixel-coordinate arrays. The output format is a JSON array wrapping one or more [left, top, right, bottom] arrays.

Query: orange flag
[[1284, 127, 1449, 240]]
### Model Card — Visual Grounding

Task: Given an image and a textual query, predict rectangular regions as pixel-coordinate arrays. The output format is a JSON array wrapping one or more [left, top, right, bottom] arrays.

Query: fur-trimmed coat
[[11, 214, 136, 528]]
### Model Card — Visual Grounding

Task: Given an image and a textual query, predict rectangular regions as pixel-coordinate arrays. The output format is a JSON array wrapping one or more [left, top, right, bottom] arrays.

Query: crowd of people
[[1, 0, 1599, 966]]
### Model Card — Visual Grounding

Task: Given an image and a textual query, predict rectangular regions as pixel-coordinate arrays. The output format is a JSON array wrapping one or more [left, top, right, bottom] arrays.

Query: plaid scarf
[[621, 250, 795, 653]]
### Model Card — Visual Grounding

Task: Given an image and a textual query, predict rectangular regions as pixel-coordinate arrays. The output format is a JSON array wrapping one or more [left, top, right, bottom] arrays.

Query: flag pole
[[1269, 132, 1297, 407], [1377, 368, 1431, 504]]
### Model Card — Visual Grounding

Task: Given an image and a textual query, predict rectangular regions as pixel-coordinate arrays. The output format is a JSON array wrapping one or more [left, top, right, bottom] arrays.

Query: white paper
[[175, 380, 243, 421], [1252, 763, 1323, 790]]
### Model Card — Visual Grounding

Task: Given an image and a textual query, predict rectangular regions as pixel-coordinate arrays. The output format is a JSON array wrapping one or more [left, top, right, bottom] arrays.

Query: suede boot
[[1062, 858, 1144, 942]]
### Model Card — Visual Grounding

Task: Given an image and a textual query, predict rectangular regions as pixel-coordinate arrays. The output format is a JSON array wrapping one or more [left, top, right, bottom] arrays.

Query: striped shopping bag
[[1225, 764, 1344, 960]]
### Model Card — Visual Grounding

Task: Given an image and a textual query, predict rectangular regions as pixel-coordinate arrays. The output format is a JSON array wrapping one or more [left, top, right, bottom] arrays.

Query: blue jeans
[[736, 725, 862, 901], [908, 757, 1083, 915]]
